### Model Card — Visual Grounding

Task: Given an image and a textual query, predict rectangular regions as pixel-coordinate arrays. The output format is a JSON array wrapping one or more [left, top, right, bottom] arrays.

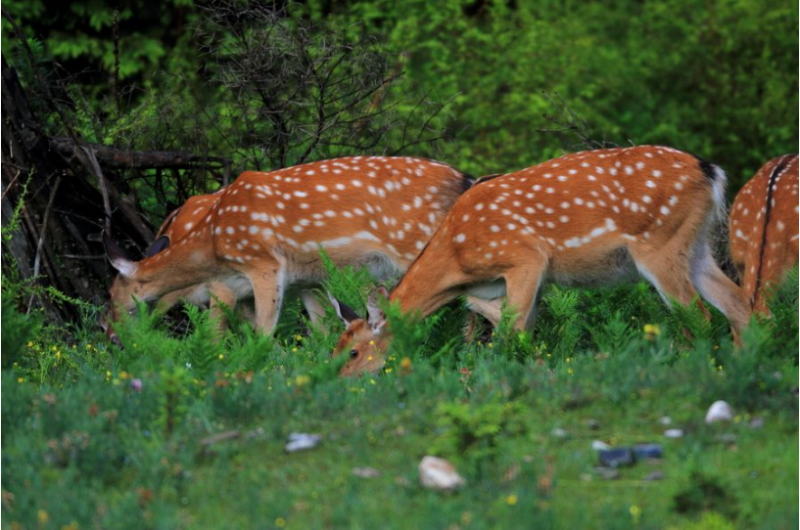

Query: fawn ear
[[98, 311, 109, 332], [103, 231, 137, 278], [366, 286, 389, 332], [326, 291, 360, 325], [145, 236, 170, 257]]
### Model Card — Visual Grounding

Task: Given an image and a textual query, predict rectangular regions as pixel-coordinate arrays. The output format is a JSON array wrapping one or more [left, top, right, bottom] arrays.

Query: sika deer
[[729, 155, 799, 314], [331, 146, 752, 375], [101, 189, 248, 343], [104, 156, 476, 336]]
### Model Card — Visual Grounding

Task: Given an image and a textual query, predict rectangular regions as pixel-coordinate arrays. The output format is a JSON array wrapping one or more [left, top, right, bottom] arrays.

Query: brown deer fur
[[729, 155, 799, 314], [333, 146, 752, 376]]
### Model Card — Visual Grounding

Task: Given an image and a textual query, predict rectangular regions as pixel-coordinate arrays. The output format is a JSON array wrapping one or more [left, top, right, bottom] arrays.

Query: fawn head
[[101, 232, 170, 340], [331, 286, 391, 376]]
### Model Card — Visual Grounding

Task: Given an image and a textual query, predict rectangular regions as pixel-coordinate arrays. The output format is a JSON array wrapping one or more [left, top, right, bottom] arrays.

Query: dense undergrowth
[[2, 267, 798, 529]]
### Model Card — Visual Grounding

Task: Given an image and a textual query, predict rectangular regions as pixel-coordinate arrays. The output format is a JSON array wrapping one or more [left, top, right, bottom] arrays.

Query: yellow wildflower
[[506, 494, 518, 506], [643, 324, 661, 336], [629, 505, 641, 524]]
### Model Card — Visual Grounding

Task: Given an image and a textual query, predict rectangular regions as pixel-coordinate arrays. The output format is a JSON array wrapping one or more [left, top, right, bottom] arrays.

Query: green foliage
[[673, 470, 737, 519], [383, 298, 427, 360], [431, 400, 527, 472], [530, 286, 583, 361], [1, 298, 39, 369], [2, 268, 798, 527]]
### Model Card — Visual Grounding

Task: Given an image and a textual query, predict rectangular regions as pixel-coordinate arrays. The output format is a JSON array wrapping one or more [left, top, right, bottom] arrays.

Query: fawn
[[331, 146, 752, 375], [729, 154, 798, 313], [103, 156, 479, 338]]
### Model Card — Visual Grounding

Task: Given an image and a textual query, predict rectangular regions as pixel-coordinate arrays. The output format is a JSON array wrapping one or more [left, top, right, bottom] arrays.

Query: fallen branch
[[49, 137, 230, 171]]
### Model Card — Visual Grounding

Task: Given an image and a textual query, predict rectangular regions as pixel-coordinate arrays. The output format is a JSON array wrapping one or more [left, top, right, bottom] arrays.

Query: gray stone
[[285, 433, 322, 453], [594, 467, 620, 480], [551, 427, 569, 439], [664, 428, 684, 439], [352, 467, 380, 479]]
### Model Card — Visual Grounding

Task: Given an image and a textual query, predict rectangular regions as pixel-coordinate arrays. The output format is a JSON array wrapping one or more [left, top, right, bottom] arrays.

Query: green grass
[[2, 269, 798, 529]]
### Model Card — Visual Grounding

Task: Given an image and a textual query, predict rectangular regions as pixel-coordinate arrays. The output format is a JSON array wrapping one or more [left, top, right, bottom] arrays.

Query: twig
[[63, 254, 106, 260], [27, 175, 61, 314], [82, 146, 112, 233], [1, 168, 22, 201]]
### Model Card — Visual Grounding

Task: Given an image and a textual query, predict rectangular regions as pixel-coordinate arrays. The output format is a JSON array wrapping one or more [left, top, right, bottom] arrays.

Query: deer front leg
[[245, 261, 286, 335]]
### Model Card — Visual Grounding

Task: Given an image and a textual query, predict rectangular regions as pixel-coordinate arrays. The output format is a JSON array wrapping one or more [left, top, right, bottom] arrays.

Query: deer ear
[[103, 231, 138, 278], [98, 312, 109, 332], [145, 236, 170, 257], [366, 286, 389, 332], [326, 291, 361, 325]]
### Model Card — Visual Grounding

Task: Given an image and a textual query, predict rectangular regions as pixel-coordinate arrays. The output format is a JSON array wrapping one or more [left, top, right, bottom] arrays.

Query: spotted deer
[[331, 145, 752, 376], [103, 156, 479, 336], [729, 154, 799, 314]]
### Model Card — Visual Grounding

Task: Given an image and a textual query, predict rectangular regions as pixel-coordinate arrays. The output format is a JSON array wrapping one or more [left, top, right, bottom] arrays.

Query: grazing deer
[[101, 189, 249, 344], [729, 154, 799, 314], [331, 146, 752, 376], [103, 156, 477, 336]]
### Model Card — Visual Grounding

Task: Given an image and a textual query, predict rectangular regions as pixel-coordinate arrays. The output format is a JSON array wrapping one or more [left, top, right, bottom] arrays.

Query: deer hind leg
[[690, 243, 751, 333], [462, 297, 502, 343], [630, 235, 709, 321], [243, 259, 286, 335], [465, 297, 503, 327]]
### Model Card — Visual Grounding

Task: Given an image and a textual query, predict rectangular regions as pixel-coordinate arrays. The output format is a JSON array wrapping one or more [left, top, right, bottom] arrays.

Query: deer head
[[330, 286, 391, 375]]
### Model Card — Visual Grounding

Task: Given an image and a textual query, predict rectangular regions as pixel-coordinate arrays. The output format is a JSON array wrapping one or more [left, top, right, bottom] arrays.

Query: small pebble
[[705, 400, 734, 424], [551, 427, 569, 439], [592, 440, 611, 451], [716, 433, 737, 444], [749, 417, 765, 429], [352, 467, 380, 479], [585, 418, 600, 430], [394, 476, 412, 488], [658, 416, 672, 426], [285, 433, 322, 453], [594, 467, 620, 480], [664, 429, 684, 439], [419, 456, 466, 491], [644, 470, 664, 481]]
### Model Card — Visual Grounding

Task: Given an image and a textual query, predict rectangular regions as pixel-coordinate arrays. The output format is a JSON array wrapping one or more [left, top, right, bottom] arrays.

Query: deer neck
[[133, 239, 223, 298]]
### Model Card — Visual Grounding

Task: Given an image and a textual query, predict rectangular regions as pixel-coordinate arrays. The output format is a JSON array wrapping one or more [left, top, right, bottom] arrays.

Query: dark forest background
[[2, 0, 798, 320]]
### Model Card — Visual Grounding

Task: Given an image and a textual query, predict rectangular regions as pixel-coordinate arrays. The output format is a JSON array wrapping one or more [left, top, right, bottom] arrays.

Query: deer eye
[[349, 349, 359, 359]]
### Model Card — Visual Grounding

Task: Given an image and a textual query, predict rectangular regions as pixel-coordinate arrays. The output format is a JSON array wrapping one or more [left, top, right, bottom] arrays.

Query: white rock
[[705, 401, 734, 424], [551, 427, 569, 439], [352, 467, 380, 479], [658, 416, 672, 426], [419, 456, 466, 491], [664, 428, 684, 439], [285, 433, 322, 453], [591, 440, 611, 451]]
